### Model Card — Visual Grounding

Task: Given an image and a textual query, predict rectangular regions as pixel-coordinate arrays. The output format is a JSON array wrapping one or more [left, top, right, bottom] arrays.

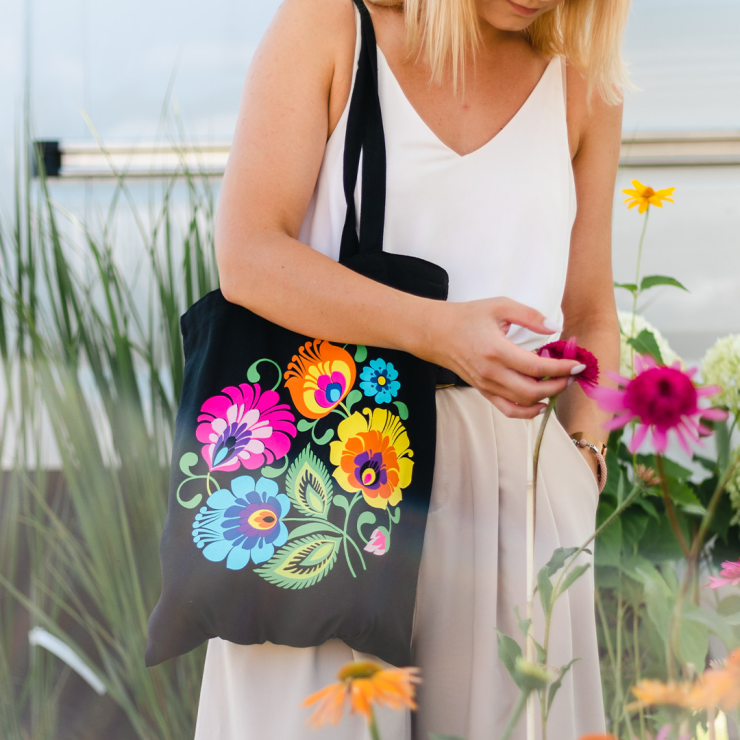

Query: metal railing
[[33, 130, 740, 179]]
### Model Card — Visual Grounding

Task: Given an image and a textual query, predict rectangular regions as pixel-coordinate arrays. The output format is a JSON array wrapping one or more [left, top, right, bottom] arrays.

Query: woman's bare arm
[[556, 71, 624, 477], [215, 0, 585, 419]]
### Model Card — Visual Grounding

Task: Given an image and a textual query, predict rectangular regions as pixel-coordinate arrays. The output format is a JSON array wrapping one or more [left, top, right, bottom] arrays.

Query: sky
[[0, 0, 739, 361]]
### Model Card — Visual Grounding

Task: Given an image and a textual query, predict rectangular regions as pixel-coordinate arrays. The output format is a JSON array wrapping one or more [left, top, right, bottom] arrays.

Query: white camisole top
[[299, 4, 577, 353]]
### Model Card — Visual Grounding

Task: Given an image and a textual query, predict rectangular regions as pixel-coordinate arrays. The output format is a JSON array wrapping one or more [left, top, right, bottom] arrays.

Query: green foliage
[[284, 445, 334, 518], [0, 113, 218, 738], [256, 535, 341, 589]]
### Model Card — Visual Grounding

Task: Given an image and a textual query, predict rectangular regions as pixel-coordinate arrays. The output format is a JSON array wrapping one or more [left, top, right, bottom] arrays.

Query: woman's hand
[[417, 296, 587, 419]]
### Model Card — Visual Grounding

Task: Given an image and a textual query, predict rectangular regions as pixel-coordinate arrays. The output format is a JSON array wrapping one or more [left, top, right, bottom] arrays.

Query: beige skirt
[[193, 386, 605, 740]]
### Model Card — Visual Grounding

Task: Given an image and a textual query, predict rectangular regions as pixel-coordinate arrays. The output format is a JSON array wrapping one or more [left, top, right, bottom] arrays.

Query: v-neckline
[[375, 46, 557, 160]]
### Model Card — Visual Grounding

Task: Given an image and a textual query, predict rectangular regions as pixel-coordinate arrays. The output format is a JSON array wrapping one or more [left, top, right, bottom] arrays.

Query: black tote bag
[[145, 0, 449, 669]]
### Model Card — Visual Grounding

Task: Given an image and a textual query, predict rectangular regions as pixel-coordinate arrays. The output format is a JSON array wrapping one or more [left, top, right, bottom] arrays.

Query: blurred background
[[0, 0, 739, 739], [1, 0, 739, 363]]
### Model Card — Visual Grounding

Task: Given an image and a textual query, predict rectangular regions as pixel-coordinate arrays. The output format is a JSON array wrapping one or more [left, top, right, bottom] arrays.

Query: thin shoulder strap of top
[[339, 0, 387, 263]]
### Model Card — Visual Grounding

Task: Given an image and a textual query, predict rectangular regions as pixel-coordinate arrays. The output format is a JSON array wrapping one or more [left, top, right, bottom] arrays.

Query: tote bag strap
[[339, 0, 387, 263]]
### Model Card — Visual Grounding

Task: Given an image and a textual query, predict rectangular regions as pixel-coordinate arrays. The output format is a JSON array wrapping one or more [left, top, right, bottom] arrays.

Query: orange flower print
[[330, 408, 413, 509], [284, 341, 356, 419]]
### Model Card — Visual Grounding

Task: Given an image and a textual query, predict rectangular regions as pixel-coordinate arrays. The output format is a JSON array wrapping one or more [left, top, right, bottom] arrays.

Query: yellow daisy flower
[[622, 180, 675, 213]]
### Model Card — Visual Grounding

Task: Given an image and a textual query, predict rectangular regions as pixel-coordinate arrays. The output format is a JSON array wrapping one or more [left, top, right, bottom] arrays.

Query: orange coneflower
[[629, 649, 740, 712], [622, 180, 675, 214], [302, 660, 421, 735]]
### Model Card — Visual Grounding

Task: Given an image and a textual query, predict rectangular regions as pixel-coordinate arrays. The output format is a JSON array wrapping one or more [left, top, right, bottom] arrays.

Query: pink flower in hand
[[364, 528, 388, 556], [704, 559, 740, 590], [588, 353, 729, 455], [536, 336, 600, 393]]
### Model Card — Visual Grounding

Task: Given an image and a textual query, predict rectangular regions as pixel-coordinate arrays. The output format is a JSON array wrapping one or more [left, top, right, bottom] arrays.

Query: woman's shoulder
[[563, 57, 624, 161], [265, 0, 358, 137]]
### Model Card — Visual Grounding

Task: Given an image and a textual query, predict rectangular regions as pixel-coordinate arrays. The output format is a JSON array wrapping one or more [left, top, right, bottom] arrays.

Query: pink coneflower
[[704, 559, 740, 590], [536, 336, 600, 392], [589, 353, 729, 455]]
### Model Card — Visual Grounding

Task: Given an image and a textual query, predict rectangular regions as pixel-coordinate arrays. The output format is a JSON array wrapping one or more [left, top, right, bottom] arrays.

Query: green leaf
[[297, 419, 314, 433], [665, 476, 706, 516], [354, 345, 368, 363], [513, 605, 531, 640], [284, 445, 333, 518], [356, 511, 377, 543], [537, 568, 553, 615], [393, 400, 409, 421], [546, 658, 579, 714], [313, 426, 335, 445], [557, 564, 590, 598], [614, 282, 638, 294], [640, 274, 688, 292], [632, 495, 660, 521], [627, 330, 664, 365], [495, 629, 525, 690], [544, 547, 579, 577], [261, 456, 289, 479], [246, 358, 283, 390], [287, 521, 335, 540], [692, 453, 717, 473], [345, 389, 363, 413], [595, 500, 622, 567], [655, 456, 694, 481], [683, 603, 736, 650], [256, 535, 341, 589], [333, 494, 350, 513], [179, 451, 199, 476], [677, 616, 708, 672], [389, 506, 401, 524]]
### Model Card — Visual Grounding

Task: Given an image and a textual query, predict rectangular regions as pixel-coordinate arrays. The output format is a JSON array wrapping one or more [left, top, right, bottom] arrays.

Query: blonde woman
[[193, 0, 626, 737]]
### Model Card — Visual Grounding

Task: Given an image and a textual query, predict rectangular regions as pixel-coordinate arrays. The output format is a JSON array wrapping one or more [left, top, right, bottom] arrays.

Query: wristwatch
[[569, 431, 607, 494]]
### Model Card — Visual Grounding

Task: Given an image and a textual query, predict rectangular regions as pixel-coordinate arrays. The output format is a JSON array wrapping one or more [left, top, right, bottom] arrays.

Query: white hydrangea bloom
[[617, 310, 682, 378], [727, 450, 740, 525], [700, 334, 740, 418]]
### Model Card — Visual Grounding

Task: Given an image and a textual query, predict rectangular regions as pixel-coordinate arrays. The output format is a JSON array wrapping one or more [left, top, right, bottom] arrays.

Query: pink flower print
[[364, 527, 388, 556], [196, 383, 297, 472], [704, 559, 740, 590], [588, 353, 729, 455]]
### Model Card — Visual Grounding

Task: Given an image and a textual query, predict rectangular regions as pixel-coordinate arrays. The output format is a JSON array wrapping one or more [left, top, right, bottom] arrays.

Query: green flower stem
[[633, 604, 646, 739], [342, 493, 362, 578], [500, 689, 531, 740], [655, 455, 690, 558], [668, 444, 740, 679], [690, 444, 740, 560], [629, 208, 650, 371], [368, 708, 382, 740]]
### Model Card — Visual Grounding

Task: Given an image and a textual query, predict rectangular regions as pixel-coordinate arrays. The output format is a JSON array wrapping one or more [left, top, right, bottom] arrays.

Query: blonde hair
[[366, 0, 631, 105]]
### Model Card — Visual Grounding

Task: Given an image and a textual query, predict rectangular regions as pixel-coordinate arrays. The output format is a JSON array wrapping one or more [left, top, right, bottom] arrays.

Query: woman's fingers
[[490, 296, 561, 337], [480, 391, 548, 419], [474, 366, 570, 407], [493, 339, 584, 379]]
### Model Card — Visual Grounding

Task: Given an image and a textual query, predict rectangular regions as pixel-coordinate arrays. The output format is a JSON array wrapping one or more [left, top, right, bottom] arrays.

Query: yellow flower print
[[329, 408, 413, 509]]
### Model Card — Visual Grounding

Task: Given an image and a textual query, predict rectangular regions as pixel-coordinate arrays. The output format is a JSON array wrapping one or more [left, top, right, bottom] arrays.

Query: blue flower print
[[359, 358, 401, 404], [192, 475, 290, 570]]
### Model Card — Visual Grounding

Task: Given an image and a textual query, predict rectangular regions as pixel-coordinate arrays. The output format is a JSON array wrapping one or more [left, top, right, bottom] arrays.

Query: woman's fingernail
[[570, 363, 586, 375], [567, 377, 575, 387], [538, 406, 546, 415], [543, 319, 562, 333]]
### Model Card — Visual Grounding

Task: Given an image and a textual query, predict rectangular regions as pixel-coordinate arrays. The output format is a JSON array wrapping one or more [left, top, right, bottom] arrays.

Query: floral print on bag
[[177, 342, 412, 588]]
